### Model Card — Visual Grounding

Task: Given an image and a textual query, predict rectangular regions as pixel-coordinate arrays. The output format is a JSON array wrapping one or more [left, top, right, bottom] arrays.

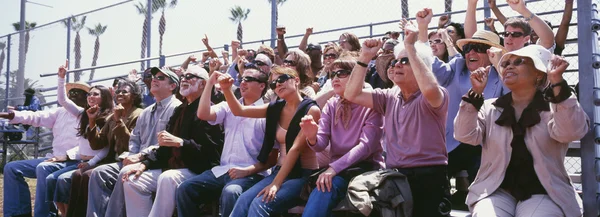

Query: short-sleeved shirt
[[372, 86, 449, 168], [208, 98, 269, 177]]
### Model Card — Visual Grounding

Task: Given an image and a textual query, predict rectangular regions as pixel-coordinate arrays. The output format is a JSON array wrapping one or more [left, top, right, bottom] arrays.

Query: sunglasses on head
[[390, 57, 410, 67], [429, 39, 443, 45], [180, 73, 202, 81], [323, 53, 338, 60], [152, 75, 167, 81], [283, 59, 297, 67], [502, 31, 525, 38], [269, 74, 294, 90], [462, 43, 491, 54], [242, 76, 265, 83], [500, 57, 528, 68], [330, 70, 351, 79]]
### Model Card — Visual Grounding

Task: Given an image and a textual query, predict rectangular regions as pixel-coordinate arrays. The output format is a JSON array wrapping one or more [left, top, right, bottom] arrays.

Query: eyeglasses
[[390, 57, 410, 67], [500, 57, 528, 68], [152, 75, 167, 81], [87, 92, 100, 97], [179, 73, 202, 81], [339, 39, 347, 44], [254, 60, 267, 67], [446, 29, 455, 34], [242, 76, 265, 83], [462, 43, 491, 54], [429, 39, 443, 45], [323, 53, 338, 60], [68, 89, 85, 97], [115, 90, 130, 95], [502, 31, 525, 38], [269, 74, 294, 90], [330, 70, 352, 79], [283, 59, 297, 67]]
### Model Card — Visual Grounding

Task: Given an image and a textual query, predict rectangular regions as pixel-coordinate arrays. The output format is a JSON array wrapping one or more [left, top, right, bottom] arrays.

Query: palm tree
[[87, 23, 108, 81], [62, 16, 87, 81], [0, 42, 6, 78], [155, 0, 178, 56], [135, 2, 160, 70], [12, 21, 37, 101], [229, 6, 251, 46]]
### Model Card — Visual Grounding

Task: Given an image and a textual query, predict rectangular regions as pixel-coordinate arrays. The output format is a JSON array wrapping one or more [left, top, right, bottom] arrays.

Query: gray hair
[[393, 41, 434, 71]]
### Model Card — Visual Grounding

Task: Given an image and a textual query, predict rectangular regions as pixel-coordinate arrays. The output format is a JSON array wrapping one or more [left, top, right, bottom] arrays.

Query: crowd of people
[[2, 0, 586, 216]]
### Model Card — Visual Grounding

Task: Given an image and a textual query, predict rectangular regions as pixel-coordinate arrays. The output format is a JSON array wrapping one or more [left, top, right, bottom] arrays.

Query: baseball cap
[[306, 42, 322, 52], [150, 67, 180, 83]]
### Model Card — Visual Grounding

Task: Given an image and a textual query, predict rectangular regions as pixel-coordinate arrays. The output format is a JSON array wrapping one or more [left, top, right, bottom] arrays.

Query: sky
[[0, 0, 575, 105]]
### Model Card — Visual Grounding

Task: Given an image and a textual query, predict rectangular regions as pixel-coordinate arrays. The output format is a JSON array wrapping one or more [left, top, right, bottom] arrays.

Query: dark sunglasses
[[502, 31, 525, 38], [500, 57, 528, 68], [152, 75, 167, 81], [283, 59, 297, 67], [115, 90, 130, 95], [179, 73, 202, 81], [68, 89, 85, 97], [269, 74, 294, 90], [330, 70, 352, 79], [242, 76, 265, 83], [462, 43, 491, 54], [390, 57, 410, 67], [254, 60, 267, 66], [323, 53, 337, 60], [87, 92, 100, 97], [429, 39, 443, 45]]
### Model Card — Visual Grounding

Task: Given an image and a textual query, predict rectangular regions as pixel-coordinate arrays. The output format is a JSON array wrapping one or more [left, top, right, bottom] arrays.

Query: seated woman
[[225, 66, 322, 217], [52, 63, 114, 216], [264, 50, 316, 102], [454, 45, 587, 217], [64, 79, 143, 217], [299, 58, 385, 217]]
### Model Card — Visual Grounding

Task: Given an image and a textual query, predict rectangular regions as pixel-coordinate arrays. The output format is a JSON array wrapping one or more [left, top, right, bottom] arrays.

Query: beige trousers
[[471, 188, 564, 217]]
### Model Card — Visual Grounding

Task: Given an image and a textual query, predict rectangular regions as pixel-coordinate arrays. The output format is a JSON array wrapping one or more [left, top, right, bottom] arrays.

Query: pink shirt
[[371, 86, 449, 168]]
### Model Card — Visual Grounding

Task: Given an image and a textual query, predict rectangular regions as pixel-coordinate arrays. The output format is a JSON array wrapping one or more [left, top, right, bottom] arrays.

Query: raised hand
[[316, 167, 337, 192], [299, 115, 318, 144], [399, 18, 418, 34], [276, 26, 286, 36], [484, 17, 496, 28], [127, 69, 140, 81], [207, 71, 222, 86], [547, 55, 569, 83], [237, 55, 248, 74], [488, 0, 497, 8], [58, 59, 69, 79], [209, 58, 223, 73], [86, 105, 100, 120], [469, 0, 479, 5], [470, 66, 491, 95], [438, 28, 452, 44], [201, 34, 210, 47], [486, 47, 504, 69], [507, 0, 529, 15], [438, 14, 450, 28], [221, 50, 229, 60], [305, 27, 314, 35], [217, 73, 235, 91], [231, 40, 241, 50], [360, 39, 383, 60], [415, 8, 434, 27], [404, 27, 419, 46], [113, 103, 125, 122]]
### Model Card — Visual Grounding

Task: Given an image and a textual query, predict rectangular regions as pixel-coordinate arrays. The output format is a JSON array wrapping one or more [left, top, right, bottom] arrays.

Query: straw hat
[[66, 81, 91, 93], [456, 30, 506, 52]]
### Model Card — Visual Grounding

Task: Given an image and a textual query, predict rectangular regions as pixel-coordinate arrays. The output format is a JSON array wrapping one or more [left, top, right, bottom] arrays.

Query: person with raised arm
[[344, 8, 451, 216]]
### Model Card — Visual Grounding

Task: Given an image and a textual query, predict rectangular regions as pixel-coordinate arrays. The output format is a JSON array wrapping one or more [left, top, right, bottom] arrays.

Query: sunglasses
[[152, 75, 167, 81], [429, 39, 443, 45], [115, 90, 130, 95], [502, 31, 525, 38], [462, 43, 491, 54], [269, 74, 294, 90], [242, 76, 265, 83], [500, 57, 528, 68], [323, 53, 338, 60], [87, 92, 100, 97], [330, 70, 352, 79], [179, 73, 202, 81], [254, 60, 267, 66], [446, 29, 455, 34], [283, 59, 297, 67], [390, 57, 410, 67], [68, 90, 85, 97]]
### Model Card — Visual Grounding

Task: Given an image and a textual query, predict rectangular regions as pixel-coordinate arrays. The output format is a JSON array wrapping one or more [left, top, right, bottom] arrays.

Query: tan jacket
[[454, 95, 588, 217]]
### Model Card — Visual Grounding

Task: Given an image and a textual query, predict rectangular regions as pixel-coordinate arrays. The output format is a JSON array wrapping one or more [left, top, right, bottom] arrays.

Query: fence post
[[270, 0, 277, 48], [483, 0, 491, 31], [5, 34, 11, 111], [146, 0, 152, 69], [576, 0, 599, 216], [159, 55, 165, 68], [66, 17, 71, 82], [369, 23, 373, 38]]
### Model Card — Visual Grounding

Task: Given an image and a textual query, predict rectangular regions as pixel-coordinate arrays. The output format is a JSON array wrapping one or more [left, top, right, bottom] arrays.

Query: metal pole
[[270, 0, 277, 48], [576, 0, 599, 216], [66, 17, 71, 82], [146, 0, 152, 69], [369, 23, 373, 38], [159, 55, 165, 67], [5, 35, 11, 111], [16, 0, 26, 103], [483, 0, 491, 31]]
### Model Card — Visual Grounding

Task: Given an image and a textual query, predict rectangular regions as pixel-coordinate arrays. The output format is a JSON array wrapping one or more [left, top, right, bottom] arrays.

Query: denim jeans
[[86, 162, 122, 217], [45, 162, 78, 205], [302, 175, 349, 217], [54, 166, 78, 203], [3, 158, 77, 217], [176, 170, 262, 217], [229, 167, 309, 217]]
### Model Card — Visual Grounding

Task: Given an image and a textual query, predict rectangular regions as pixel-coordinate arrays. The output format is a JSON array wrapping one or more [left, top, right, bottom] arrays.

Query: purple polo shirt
[[309, 97, 386, 173], [372, 86, 449, 168]]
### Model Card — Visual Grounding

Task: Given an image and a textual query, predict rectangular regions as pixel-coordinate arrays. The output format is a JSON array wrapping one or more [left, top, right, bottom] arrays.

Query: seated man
[[86, 67, 182, 217], [2, 82, 89, 217], [122, 65, 224, 217], [176, 68, 275, 217], [344, 8, 451, 217]]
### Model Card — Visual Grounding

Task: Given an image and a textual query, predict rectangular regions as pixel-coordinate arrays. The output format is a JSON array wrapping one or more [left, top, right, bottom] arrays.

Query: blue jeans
[[3, 158, 77, 217], [302, 175, 349, 217], [86, 162, 123, 217], [176, 170, 262, 217], [229, 168, 309, 217], [54, 166, 79, 203], [45, 162, 78, 205]]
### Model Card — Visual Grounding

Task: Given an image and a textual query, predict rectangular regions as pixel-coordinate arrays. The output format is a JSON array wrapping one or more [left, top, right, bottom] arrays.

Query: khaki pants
[[472, 188, 564, 217]]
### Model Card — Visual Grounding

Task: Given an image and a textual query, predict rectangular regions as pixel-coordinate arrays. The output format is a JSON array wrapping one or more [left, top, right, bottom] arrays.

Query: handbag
[[300, 168, 328, 201]]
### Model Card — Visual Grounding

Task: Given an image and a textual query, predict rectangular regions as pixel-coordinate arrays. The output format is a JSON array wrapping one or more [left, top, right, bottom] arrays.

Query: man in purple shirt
[[344, 8, 451, 217]]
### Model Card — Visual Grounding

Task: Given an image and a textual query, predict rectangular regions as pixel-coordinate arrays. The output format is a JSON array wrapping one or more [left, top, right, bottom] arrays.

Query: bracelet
[[306, 137, 315, 146], [356, 61, 368, 68], [524, 12, 536, 22], [550, 79, 567, 88]]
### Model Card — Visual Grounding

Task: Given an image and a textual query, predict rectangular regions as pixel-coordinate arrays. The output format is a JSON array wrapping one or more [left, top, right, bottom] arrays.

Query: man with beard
[[121, 65, 224, 217], [87, 67, 181, 217]]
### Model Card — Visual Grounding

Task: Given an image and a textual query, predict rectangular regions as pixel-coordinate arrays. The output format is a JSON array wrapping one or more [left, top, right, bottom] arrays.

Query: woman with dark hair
[[338, 32, 361, 52], [283, 50, 316, 98], [50, 64, 115, 215], [63, 79, 143, 217], [455, 45, 586, 216], [428, 29, 459, 63], [227, 66, 322, 217]]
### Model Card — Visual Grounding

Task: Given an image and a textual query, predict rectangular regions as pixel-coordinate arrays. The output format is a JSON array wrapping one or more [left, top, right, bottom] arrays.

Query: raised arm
[[508, 0, 554, 49], [299, 27, 313, 52], [455, 66, 489, 145], [180, 55, 197, 71], [415, 9, 433, 43], [218, 73, 268, 118], [276, 27, 289, 59], [464, 0, 479, 38], [489, 0, 508, 24], [554, 0, 573, 55], [197, 72, 220, 122], [439, 28, 459, 57], [57, 62, 84, 116], [343, 40, 380, 109]]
